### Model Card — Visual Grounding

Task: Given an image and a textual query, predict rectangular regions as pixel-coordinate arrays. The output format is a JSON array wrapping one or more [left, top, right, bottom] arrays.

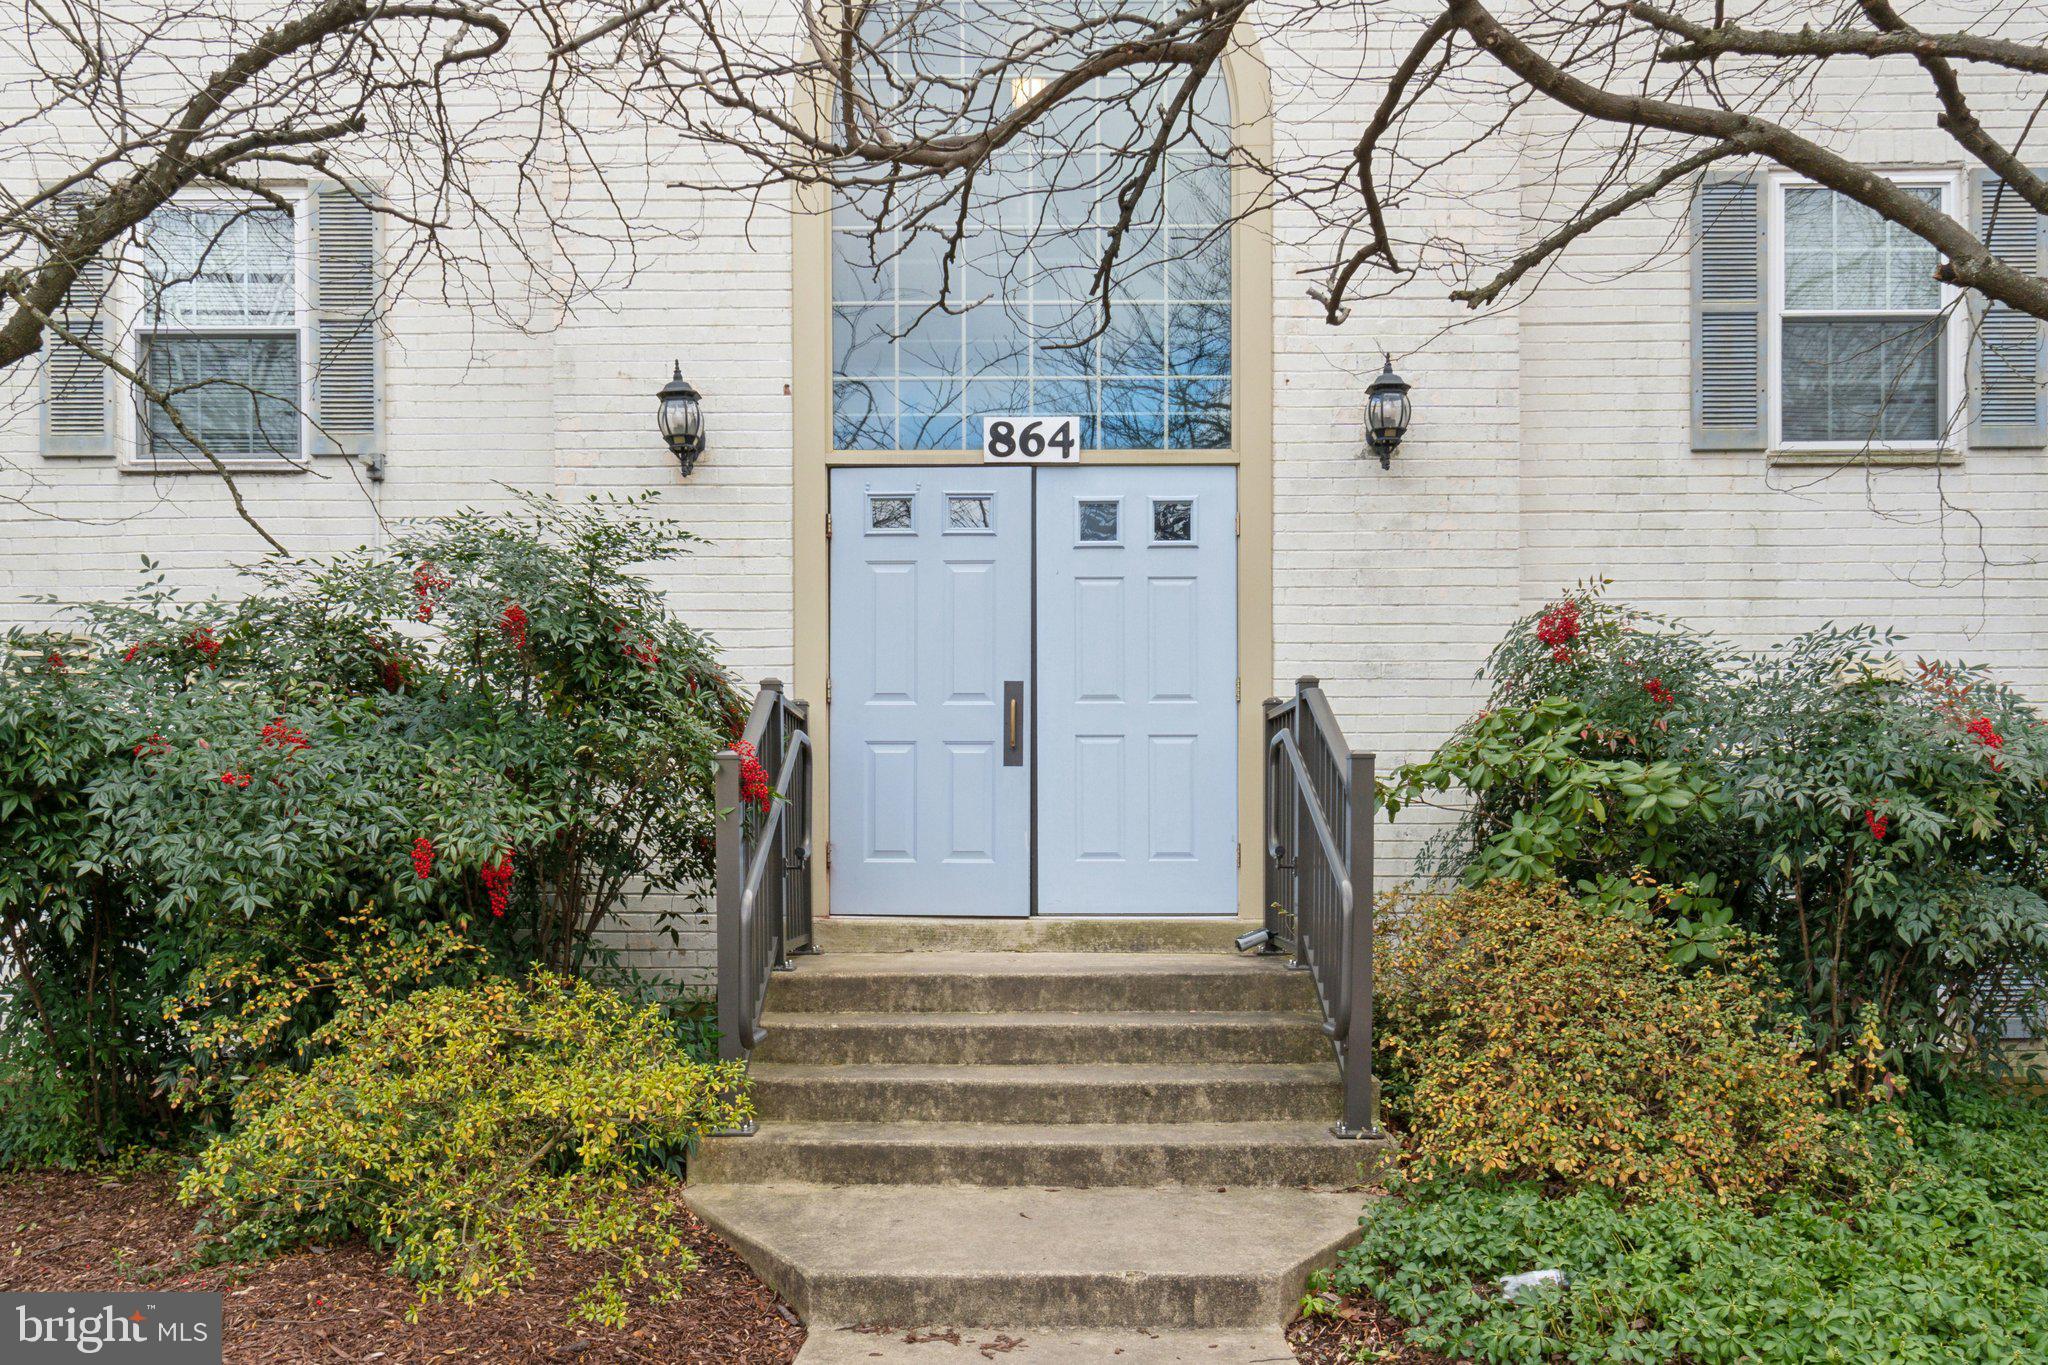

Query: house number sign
[[981, 415, 1081, 463]]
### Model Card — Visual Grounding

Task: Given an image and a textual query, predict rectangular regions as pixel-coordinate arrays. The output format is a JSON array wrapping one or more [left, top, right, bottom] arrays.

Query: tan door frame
[[790, 36, 1275, 919]]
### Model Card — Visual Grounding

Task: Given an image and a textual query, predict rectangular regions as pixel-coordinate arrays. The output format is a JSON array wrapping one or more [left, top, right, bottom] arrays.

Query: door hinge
[[1235, 676, 1242, 702], [1236, 840, 1242, 868], [826, 842, 834, 871], [825, 676, 832, 705], [825, 512, 833, 540], [1235, 513, 1241, 538]]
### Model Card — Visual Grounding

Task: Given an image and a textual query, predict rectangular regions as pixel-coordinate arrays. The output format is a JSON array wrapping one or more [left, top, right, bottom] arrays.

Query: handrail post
[[1262, 695, 1287, 954], [758, 679, 794, 973], [713, 746, 746, 1065], [1289, 676, 1318, 971], [787, 697, 815, 955], [1334, 750, 1380, 1139]]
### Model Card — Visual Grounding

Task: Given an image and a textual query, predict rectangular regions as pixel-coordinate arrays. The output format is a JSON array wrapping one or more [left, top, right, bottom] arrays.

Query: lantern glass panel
[[1369, 388, 1408, 440], [661, 393, 701, 443]]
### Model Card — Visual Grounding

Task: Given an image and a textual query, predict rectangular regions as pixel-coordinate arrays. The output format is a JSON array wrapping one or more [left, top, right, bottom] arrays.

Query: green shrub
[[180, 972, 752, 1324], [1377, 881, 1851, 1200], [1321, 1086, 2048, 1364], [0, 658, 184, 1163], [1384, 586, 2048, 1086], [1, 492, 743, 1162]]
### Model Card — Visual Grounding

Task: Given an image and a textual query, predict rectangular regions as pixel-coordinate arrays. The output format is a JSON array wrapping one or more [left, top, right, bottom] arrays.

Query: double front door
[[829, 466, 1238, 917]]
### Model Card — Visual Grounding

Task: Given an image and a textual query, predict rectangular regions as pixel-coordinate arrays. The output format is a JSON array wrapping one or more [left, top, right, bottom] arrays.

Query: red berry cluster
[[1965, 716, 2003, 750], [219, 771, 252, 788], [133, 733, 168, 757], [122, 643, 146, 663], [1642, 676, 1673, 706], [260, 718, 310, 751], [611, 622, 659, 666], [411, 837, 435, 879], [1535, 601, 1581, 663], [732, 740, 772, 812], [500, 603, 529, 650], [412, 563, 451, 623], [45, 651, 66, 672], [184, 628, 221, 662], [1864, 809, 1889, 841], [480, 851, 515, 917]]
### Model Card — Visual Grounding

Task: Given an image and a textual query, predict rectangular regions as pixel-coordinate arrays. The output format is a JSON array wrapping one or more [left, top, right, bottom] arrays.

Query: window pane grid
[[831, 6, 1232, 452], [142, 334, 301, 457]]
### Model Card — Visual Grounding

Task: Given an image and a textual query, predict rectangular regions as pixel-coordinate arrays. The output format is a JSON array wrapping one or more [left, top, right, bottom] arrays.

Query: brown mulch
[[1286, 1293, 1451, 1365], [0, 1171, 803, 1364]]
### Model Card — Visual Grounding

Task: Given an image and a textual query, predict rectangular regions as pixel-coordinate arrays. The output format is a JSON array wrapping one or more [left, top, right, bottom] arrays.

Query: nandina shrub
[[1376, 881, 1851, 1201], [1, 492, 745, 1163], [83, 490, 745, 972], [179, 973, 752, 1324], [1387, 585, 2048, 1087]]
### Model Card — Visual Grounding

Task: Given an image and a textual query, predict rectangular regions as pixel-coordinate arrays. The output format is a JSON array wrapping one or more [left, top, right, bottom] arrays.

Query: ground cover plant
[[1313, 1084, 2048, 1364]]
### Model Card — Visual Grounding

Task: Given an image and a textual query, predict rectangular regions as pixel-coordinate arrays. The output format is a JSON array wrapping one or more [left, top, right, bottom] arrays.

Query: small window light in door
[[946, 494, 993, 531], [1152, 498, 1194, 544], [868, 494, 913, 532], [1077, 499, 1120, 544]]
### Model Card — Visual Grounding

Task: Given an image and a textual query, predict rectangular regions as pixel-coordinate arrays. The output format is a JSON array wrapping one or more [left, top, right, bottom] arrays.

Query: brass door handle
[[1003, 681, 1023, 766]]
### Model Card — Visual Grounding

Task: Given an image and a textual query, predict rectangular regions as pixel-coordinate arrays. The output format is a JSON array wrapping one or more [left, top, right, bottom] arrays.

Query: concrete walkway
[[794, 1324, 1297, 1363]]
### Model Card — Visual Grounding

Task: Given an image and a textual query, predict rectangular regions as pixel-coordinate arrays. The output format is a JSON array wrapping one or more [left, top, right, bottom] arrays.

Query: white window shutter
[[1692, 173, 1768, 451], [1970, 170, 2046, 449], [308, 185, 380, 457], [39, 195, 116, 458]]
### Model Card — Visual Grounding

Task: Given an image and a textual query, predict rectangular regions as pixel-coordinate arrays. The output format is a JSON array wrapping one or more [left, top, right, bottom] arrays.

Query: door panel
[[830, 469, 1032, 916], [1034, 467, 1238, 915]]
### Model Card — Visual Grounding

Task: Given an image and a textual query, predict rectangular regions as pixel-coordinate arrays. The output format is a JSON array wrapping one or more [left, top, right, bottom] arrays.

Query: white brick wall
[[7, 5, 2047, 980]]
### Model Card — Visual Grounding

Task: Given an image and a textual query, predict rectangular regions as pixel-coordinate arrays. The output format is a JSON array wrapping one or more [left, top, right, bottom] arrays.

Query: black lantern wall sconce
[[1365, 354, 1412, 468], [657, 362, 706, 475]]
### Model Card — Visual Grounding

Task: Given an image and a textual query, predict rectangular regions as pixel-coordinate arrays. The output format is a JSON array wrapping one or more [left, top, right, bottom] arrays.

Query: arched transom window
[[830, 5, 1235, 453]]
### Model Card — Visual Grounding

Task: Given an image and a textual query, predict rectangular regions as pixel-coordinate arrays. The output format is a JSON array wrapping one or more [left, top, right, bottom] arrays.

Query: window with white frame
[[135, 198, 306, 461], [1772, 175, 1960, 449]]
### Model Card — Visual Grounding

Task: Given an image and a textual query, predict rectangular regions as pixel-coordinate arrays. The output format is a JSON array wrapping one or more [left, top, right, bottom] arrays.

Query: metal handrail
[[1263, 675, 1379, 1139], [1265, 726, 1356, 1040], [715, 679, 814, 1093]]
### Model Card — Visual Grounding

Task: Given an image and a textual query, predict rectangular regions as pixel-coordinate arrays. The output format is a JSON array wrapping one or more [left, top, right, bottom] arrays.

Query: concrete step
[[684, 1183, 1369, 1329], [751, 1010, 1330, 1066], [795, 1324, 1297, 1363], [811, 915, 1265, 955], [691, 1120, 1391, 1189], [767, 952, 1314, 1015], [750, 1062, 1341, 1125]]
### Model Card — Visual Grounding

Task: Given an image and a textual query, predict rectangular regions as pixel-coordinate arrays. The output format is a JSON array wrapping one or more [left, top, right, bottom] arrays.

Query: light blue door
[[829, 470, 1032, 916], [1034, 467, 1238, 915]]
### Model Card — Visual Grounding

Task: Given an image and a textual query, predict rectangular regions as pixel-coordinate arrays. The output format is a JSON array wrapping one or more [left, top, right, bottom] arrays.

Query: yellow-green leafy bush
[[1378, 881, 1852, 1201], [180, 972, 751, 1323]]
